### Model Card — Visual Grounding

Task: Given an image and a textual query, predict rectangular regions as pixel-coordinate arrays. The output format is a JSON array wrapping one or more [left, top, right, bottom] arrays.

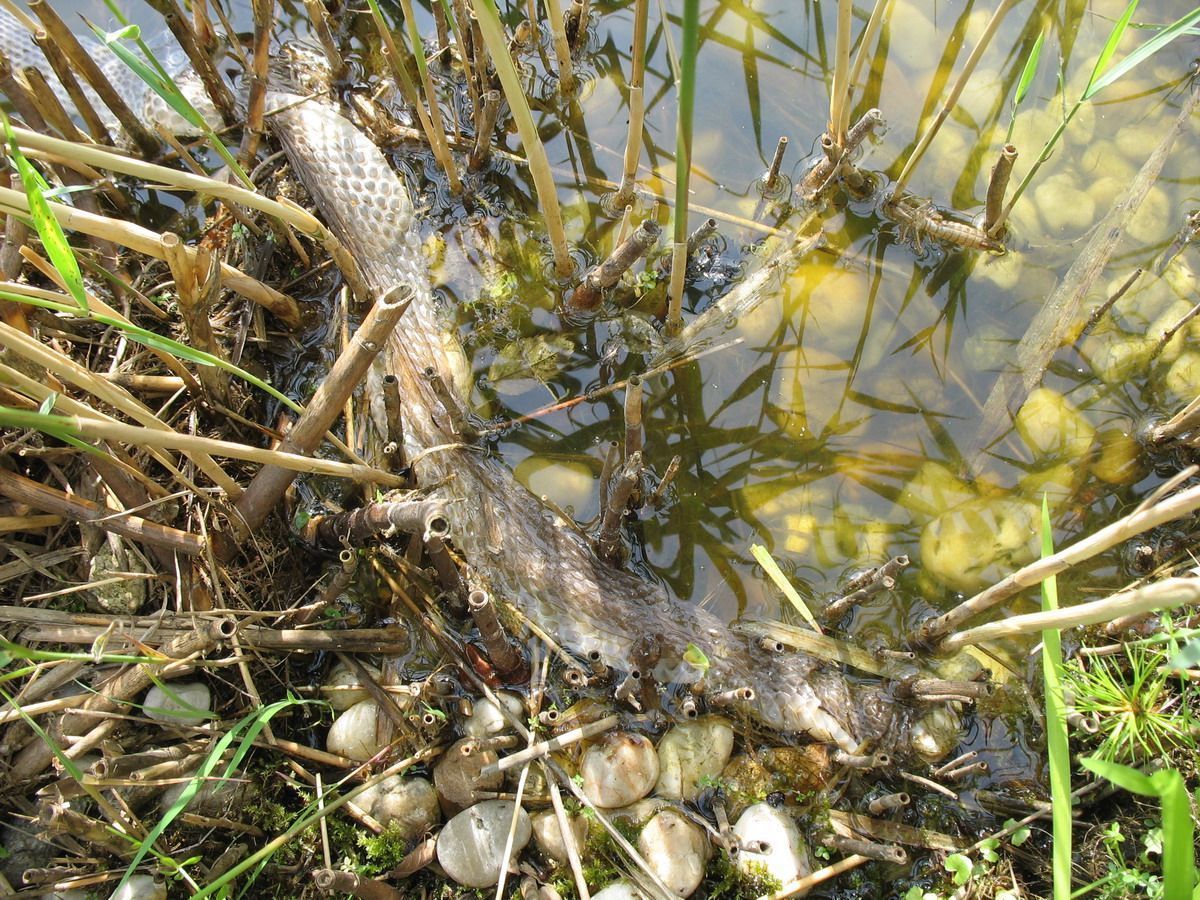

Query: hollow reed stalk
[[33, 29, 111, 143], [983, 143, 1018, 236], [161, 233, 228, 403], [143, 0, 238, 122], [828, 0, 854, 145], [848, 0, 891, 103], [598, 439, 619, 513], [890, 0, 1015, 200], [301, 0, 345, 78], [18, 66, 86, 143], [543, 0, 577, 93], [596, 450, 641, 562], [471, 0, 572, 276], [397, 0, 461, 193], [566, 0, 589, 50], [666, 0, 699, 334], [312, 869, 401, 900], [303, 498, 450, 550], [763, 136, 788, 192], [238, 0, 274, 168], [568, 219, 660, 311], [27, 0, 158, 154], [624, 375, 643, 457], [226, 285, 414, 550], [481, 714, 619, 776], [469, 89, 501, 171]]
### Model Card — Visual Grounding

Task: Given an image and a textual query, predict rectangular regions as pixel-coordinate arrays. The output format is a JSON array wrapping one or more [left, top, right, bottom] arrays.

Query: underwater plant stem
[[469, 89, 501, 171], [596, 450, 641, 563], [890, 0, 1015, 199], [828, 0, 854, 145], [27, 0, 157, 155], [544, 0, 576, 93], [624, 374, 644, 457], [467, 589, 525, 681], [225, 285, 413, 552], [983, 143, 1018, 236]]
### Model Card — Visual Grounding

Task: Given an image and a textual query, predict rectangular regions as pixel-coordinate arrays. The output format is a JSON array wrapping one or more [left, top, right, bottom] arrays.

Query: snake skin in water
[[0, 16, 956, 758]]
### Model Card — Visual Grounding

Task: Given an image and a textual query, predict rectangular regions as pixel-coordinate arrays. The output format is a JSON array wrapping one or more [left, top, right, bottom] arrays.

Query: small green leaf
[[1014, 30, 1045, 108], [1082, 0, 1139, 98], [944, 853, 974, 885], [683, 642, 710, 675], [1080, 756, 1157, 796], [1086, 5, 1200, 99]]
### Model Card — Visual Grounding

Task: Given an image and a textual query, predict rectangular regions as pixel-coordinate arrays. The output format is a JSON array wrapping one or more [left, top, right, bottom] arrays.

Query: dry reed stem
[[613, 0, 648, 206], [889, 0, 1015, 199], [569, 219, 660, 311], [18, 65, 88, 144], [26, 0, 159, 155], [238, 0, 275, 167], [228, 285, 413, 547], [983, 143, 1018, 236], [302, 0, 346, 79], [0, 318, 238, 497], [0, 183, 300, 325], [848, 0, 891, 104], [665, 241, 687, 332], [942, 577, 1200, 651], [828, 0, 853, 145], [545, 0, 577, 93], [0, 469, 202, 555], [1149, 394, 1200, 445], [918, 482, 1200, 647], [312, 869, 402, 899], [161, 233, 229, 403], [398, 0, 461, 194], [31, 28, 111, 144]]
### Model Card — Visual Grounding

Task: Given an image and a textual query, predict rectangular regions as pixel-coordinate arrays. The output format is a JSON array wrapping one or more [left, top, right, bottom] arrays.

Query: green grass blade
[[673, 0, 699, 248], [1039, 495, 1073, 900], [2, 113, 88, 312], [0, 288, 300, 413], [1080, 756, 1156, 793], [1085, 6, 1200, 99], [1082, 0, 1139, 98], [1151, 768, 1194, 900], [1014, 30, 1046, 107], [749, 543, 822, 633]]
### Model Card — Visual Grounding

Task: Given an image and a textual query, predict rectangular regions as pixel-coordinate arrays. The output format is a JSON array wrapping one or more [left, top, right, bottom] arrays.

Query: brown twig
[[568, 220, 660, 312], [142, 0, 238, 124]]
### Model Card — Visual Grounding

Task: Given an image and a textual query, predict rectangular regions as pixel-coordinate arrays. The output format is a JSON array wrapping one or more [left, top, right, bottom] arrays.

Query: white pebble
[[732, 803, 810, 886], [654, 717, 734, 801], [581, 732, 660, 808], [322, 661, 381, 711], [436, 799, 531, 888], [592, 882, 648, 900], [531, 808, 589, 865], [356, 775, 440, 839], [638, 809, 710, 897], [326, 699, 384, 761], [463, 692, 524, 738], [143, 682, 211, 725], [108, 875, 166, 900]]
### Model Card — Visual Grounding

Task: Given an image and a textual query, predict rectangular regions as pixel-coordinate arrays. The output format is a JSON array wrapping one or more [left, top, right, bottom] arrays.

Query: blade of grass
[[2, 112, 87, 312], [749, 543, 822, 634], [1040, 495, 1072, 900], [1006, 30, 1045, 142], [1085, 5, 1200, 99], [666, 0, 699, 333]]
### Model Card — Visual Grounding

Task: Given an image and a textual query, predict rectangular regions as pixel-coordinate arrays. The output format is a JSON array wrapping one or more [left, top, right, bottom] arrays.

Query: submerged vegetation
[[0, 0, 1198, 897]]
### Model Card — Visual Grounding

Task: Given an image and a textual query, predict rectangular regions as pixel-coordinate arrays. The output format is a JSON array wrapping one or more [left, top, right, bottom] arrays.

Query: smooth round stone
[[1014, 387, 1095, 461], [356, 776, 440, 840], [592, 882, 647, 900], [143, 682, 211, 725], [581, 732, 660, 808], [326, 699, 384, 761], [1165, 352, 1200, 400], [909, 706, 963, 764], [463, 693, 524, 738], [514, 456, 595, 516], [433, 738, 503, 815], [530, 808, 589, 865], [654, 717, 734, 801], [731, 803, 810, 887], [921, 498, 1038, 593], [638, 809, 709, 897], [109, 875, 166, 900], [323, 661, 381, 712], [436, 799, 531, 889]]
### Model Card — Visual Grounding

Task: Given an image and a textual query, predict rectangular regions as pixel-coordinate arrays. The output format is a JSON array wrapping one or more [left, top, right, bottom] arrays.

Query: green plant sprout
[[1040, 495, 1072, 900]]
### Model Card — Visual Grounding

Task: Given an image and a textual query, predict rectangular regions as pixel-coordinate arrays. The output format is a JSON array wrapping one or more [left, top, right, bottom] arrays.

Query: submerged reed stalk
[[544, 0, 576, 93], [666, 0, 700, 333], [763, 136, 788, 193], [595, 450, 641, 563], [302, 498, 450, 550], [984, 143, 1018, 236], [467, 588, 525, 680], [623, 374, 644, 457]]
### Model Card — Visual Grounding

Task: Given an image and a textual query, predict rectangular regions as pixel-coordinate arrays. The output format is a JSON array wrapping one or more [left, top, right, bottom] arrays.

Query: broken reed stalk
[[0, 183, 299, 324], [31, 29, 111, 143], [941, 578, 1200, 651], [983, 143, 1018, 236], [797, 108, 884, 204], [224, 285, 414, 552], [763, 136, 789, 193], [917, 482, 1200, 647], [543, 0, 577, 93], [566, 0, 590, 50], [471, 0, 572, 276], [1148, 395, 1200, 446], [598, 439, 619, 513], [0, 468, 202, 556], [160, 233, 229, 404], [18, 65, 87, 143], [481, 714, 619, 776], [889, 0, 1015, 200], [467, 588, 525, 680], [824, 834, 907, 865], [469, 89, 501, 171], [666, 0, 700, 334], [624, 374, 644, 456], [612, 0, 649, 207], [595, 450, 641, 562], [828, 0, 854, 145], [568, 219, 660, 311], [646, 454, 681, 508], [142, 0, 238, 124], [26, 0, 158, 155], [312, 869, 401, 900], [397, 0, 461, 194], [302, 0, 346, 80], [548, 779, 591, 900], [302, 498, 450, 550], [238, 0, 275, 168]]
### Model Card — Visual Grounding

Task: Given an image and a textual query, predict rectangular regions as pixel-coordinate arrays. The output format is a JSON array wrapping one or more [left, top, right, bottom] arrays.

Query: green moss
[[706, 850, 782, 899]]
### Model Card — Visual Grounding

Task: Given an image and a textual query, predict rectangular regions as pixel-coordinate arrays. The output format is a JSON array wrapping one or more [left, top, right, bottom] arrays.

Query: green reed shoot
[[471, 0, 572, 277], [750, 543, 821, 633], [666, 0, 699, 333], [0, 287, 300, 413], [1005, 29, 1044, 143], [1080, 757, 1196, 899], [1004, 1, 1200, 218], [1039, 496, 1072, 900], [2, 113, 87, 312], [86, 19, 253, 188]]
